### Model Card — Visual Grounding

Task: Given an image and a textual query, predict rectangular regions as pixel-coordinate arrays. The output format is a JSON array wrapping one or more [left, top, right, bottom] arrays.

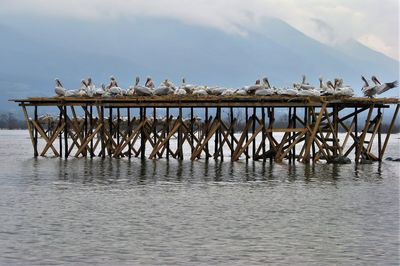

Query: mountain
[[0, 17, 398, 114]]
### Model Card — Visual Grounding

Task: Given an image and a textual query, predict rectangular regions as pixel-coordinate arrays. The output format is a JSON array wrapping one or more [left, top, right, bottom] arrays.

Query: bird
[[134, 77, 154, 96], [362, 76, 379, 98], [54, 78, 66, 96], [245, 79, 264, 94], [372, 76, 398, 95], [145, 76, 155, 89], [333, 78, 354, 97], [294, 74, 314, 90], [154, 79, 174, 96], [85, 77, 95, 97], [107, 76, 123, 96]]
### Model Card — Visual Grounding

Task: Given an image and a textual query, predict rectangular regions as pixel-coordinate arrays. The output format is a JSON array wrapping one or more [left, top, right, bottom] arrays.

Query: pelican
[[145, 77, 155, 89], [255, 88, 275, 96], [192, 89, 208, 95], [54, 78, 66, 96], [245, 79, 264, 94], [333, 79, 354, 97], [207, 86, 227, 95], [154, 79, 174, 96], [362, 76, 378, 98], [372, 76, 398, 95], [277, 87, 299, 96], [86, 77, 95, 97], [134, 77, 153, 96], [180, 78, 198, 93], [234, 89, 248, 96], [221, 88, 236, 96], [255, 77, 276, 96], [107, 76, 123, 96], [294, 75, 314, 90]]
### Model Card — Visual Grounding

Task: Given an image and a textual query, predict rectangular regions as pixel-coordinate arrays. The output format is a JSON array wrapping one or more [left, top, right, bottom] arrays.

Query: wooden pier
[[13, 96, 399, 163]]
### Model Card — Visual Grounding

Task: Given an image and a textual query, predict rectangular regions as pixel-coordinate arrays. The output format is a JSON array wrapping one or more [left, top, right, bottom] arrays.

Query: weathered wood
[[381, 104, 400, 157]]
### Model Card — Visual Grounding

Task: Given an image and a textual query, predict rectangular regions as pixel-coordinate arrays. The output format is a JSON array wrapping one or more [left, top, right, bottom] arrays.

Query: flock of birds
[[54, 75, 398, 98]]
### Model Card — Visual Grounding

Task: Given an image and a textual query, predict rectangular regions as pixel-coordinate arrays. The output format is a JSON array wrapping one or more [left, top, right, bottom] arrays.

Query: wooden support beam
[[355, 105, 374, 162], [21, 105, 37, 157], [381, 104, 399, 157], [301, 102, 328, 163]]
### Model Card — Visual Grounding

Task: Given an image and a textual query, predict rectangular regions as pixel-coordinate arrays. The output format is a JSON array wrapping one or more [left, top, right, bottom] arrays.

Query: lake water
[[0, 130, 399, 265]]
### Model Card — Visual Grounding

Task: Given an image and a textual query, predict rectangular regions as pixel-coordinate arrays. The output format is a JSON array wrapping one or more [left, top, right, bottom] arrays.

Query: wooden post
[[166, 108, 170, 159], [63, 105, 68, 158], [59, 105, 63, 157], [127, 107, 131, 159], [205, 107, 209, 160], [100, 106, 106, 158], [245, 107, 249, 162], [381, 104, 399, 157], [354, 107, 358, 160], [288, 107, 292, 163], [153, 107, 157, 145], [178, 107, 183, 159], [230, 107, 234, 159], [214, 107, 219, 159], [34, 106, 38, 157], [292, 107, 297, 162], [377, 107, 382, 161], [89, 105, 94, 158], [252, 107, 256, 160], [117, 107, 120, 146], [108, 107, 113, 156], [140, 107, 146, 159], [191, 107, 194, 156]]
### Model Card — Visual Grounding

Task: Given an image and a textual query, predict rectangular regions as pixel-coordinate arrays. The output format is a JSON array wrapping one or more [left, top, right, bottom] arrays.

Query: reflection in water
[[24, 157, 390, 186]]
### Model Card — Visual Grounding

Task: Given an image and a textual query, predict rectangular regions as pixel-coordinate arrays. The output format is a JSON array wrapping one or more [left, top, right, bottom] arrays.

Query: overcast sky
[[0, 0, 398, 60]]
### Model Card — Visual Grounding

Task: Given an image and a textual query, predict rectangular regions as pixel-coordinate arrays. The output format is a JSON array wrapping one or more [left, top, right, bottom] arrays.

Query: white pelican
[[54, 78, 66, 96], [245, 79, 264, 94], [192, 89, 208, 95], [145, 77, 155, 89], [180, 78, 198, 93], [134, 77, 154, 96], [107, 76, 123, 96], [362, 76, 378, 98], [372, 76, 398, 95], [174, 88, 187, 95], [154, 79, 174, 96], [333, 79, 354, 97], [221, 89, 236, 96], [234, 89, 247, 96]]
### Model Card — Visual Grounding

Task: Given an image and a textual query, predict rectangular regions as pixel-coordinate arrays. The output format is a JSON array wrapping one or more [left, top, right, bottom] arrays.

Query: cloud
[[0, 0, 398, 59]]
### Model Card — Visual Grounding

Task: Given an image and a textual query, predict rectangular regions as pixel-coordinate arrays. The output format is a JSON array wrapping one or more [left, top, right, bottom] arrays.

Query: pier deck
[[12, 96, 400, 163]]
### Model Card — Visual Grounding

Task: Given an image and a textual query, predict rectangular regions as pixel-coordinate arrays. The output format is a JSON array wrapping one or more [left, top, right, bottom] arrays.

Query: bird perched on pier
[[134, 77, 154, 96], [294, 74, 315, 90], [255, 77, 275, 96], [76, 79, 89, 97], [244, 79, 264, 94], [371, 76, 398, 95], [54, 78, 66, 96], [107, 76, 123, 96], [154, 79, 175, 96], [86, 77, 95, 97], [145, 76, 155, 89], [333, 78, 354, 97]]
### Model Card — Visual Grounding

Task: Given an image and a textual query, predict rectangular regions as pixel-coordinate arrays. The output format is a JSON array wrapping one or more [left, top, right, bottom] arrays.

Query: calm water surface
[[0, 130, 399, 265]]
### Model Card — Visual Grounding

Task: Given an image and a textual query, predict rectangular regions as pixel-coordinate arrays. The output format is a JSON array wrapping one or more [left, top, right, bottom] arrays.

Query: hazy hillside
[[1, 17, 398, 113]]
